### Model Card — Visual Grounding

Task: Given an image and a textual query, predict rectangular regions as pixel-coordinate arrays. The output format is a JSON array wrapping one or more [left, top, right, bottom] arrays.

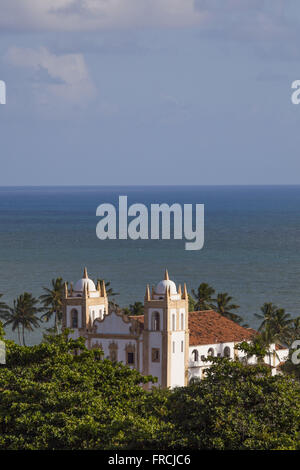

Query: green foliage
[[255, 303, 293, 345], [0, 292, 42, 346], [0, 321, 5, 341], [281, 341, 300, 380], [164, 359, 300, 450], [0, 336, 299, 450], [40, 277, 65, 333], [123, 302, 144, 316], [191, 283, 215, 311], [190, 284, 244, 324], [97, 279, 119, 309], [236, 340, 267, 362], [212, 292, 243, 324], [290, 317, 300, 343], [188, 294, 196, 312], [0, 333, 169, 450]]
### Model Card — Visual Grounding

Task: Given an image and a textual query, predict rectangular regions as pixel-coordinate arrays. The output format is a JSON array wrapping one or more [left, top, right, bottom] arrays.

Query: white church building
[[62, 268, 289, 388]]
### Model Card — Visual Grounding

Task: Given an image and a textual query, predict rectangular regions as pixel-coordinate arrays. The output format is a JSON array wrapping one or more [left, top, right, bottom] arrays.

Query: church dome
[[74, 267, 96, 292], [155, 270, 177, 295]]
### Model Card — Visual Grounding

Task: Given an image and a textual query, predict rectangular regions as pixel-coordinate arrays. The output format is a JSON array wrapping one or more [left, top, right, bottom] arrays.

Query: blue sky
[[0, 0, 300, 185]]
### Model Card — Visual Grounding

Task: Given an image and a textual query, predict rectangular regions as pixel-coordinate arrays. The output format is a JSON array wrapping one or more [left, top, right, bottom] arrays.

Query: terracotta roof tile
[[188, 310, 256, 346], [127, 310, 256, 346]]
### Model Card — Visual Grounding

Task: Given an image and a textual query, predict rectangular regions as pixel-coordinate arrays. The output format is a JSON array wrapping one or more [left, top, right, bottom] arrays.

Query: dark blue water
[[1, 185, 300, 345]]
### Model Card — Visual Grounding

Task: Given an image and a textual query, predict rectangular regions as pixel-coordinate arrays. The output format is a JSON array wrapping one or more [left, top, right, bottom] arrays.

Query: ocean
[[1, 185, 300, 345]]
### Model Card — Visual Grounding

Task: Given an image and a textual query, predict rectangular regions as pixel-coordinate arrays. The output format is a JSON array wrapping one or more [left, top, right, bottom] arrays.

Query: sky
[[1, 0, 300, 185]]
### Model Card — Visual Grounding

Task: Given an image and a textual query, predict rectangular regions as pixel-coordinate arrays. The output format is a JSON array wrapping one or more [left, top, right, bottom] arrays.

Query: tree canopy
[[166, 358, 300, 450], [0, 330, 299, 450]]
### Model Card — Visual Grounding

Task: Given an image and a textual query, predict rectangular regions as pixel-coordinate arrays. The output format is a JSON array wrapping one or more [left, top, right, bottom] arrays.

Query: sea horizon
[[1, 184, 300, 345]]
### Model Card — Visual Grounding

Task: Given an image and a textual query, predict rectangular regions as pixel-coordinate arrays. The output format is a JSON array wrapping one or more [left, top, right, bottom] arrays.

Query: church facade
[[62, 268, 289, 388]]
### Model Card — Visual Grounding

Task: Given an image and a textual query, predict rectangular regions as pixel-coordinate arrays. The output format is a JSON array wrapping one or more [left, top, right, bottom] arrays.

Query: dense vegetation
[[0, 331, 168, 450], [0, 328, 299, 450], [0, 278, 300, 450], [168, 359, 300, 450]]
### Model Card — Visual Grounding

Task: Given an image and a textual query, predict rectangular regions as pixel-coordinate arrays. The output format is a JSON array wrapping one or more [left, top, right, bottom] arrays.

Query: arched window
[[172, 314, 176, 331], [223, 346, 231, 358], [152, 311, 160, 331], [71, 309, 78, 328], [207, 348, 214, 357], [192, 349, 199, 362]]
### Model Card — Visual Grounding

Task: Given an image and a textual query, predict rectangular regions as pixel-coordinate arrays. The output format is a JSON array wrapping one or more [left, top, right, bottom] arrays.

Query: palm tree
[[238, 327, 279, 367], [289, 316, 300, 343], [269, 308, 292, 344], [0, 293, 42, 345], [124, 302, 144, 316], [40, 277, 64, 333], [255, 303, 292, 344], [188, 294, 196, 312], [255, 303, 278, 332], [191, 283, 215, 311], [212, 292, 243, 324], [97, 279, 119, 309]]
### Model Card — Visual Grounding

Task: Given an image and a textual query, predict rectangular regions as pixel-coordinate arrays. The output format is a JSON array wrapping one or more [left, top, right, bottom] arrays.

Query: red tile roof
[[189, 310, 256, 346], [127, 310, 257, 346]]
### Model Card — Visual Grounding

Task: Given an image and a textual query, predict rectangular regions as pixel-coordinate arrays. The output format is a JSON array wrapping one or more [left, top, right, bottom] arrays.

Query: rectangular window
[[181, 313, 184, 330], [127, 352, 134, 364], [152, 348, 160, 363], [172, 341, 175, 353], [172, 314, 176, 331], [181, 341, 184, 353]]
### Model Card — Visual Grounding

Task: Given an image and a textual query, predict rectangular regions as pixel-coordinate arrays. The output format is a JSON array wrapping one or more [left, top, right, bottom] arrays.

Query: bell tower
[[143, 270, 189, 389], [62, 267, 108, 338]]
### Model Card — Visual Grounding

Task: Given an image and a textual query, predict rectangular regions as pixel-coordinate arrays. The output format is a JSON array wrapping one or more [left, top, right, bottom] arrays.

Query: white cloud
[[0, 0, 206, 31], [6, 46, 96, 106], [1, 1, 296, 61], [0, 0, 290, 36]]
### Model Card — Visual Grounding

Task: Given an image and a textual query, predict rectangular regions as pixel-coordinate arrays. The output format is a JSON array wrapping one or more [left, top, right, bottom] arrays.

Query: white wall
[[189, 342, 237, 382], [92, 312, 143, 372], [148, 332, 162, 384], [188, 341, 290, 382], [89, 305, 105, 323], [91, 337, 143, 371], [170, 331, 185, 387], [95, 311, 131, 335]]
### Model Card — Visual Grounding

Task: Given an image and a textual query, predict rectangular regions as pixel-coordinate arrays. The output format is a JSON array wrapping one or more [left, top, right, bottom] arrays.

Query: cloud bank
[[0, 0, 288, 35], [0, 0, 206, 31], [6, 46, 96, 105]]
